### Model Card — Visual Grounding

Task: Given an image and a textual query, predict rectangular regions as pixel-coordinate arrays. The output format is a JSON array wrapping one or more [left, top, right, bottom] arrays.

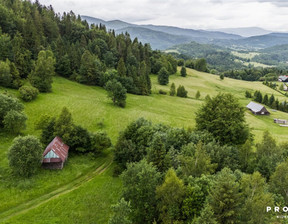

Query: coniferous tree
[[170, 82, 176, 96], [117, 57, 127, 77], [269, 94, 275, 106], [180, 66, 187, 77], [158, 67, 169, 85], [156, 168, 185, 224], [207, 168, 242, 224], [262, 94, 269, 105], [176, 85, 188, 98]]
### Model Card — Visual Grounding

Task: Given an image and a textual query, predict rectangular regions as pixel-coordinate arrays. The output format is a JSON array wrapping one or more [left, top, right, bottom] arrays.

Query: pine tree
[[269, 94, 275, 106], [156, 168, 185, 223], [262, 94, 268, 105], [158, 67, 169, 85], [207, 168, 241, 224], [117, 57, 127, 77], [170, 82, 176, 96], [181, 66, 187, 77], [176, 85, 188, 98]]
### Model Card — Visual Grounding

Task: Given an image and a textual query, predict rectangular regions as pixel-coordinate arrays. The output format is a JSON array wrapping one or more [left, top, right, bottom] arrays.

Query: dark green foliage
[[117, 57, 127, 77], [254, 90, 263, 103], [240, 172, 274, 224], [270, 160, 288, 203], [7, 135, 42, 177], [245, 90, 252, 98], [176, 85, 188, 98], [156, 168, 185, 223], [182, 175, 212, 220], [147, 133, 169, 172], [114, 118, 155, 169], [158, 89, 167, 95], [220, 74, 224, 80], [255, 131, 280, 179], [19, 85, 39, 102], [78, 50, 106, 85], [55, 54, 71, 77], [269, 94, 275, 106], [0, 59, 21, 88], [170, 82, 176, 96], [105, 79, 127, 107], [0, 93, 24, 128], [108, 198, 132, 224], [179, 142, 217, 177], [89, 131, 112, 154], [35, 114, 56, 145], [180, 66, 187, 77], [262, 94, 269, 105], [193, 204, 218, 224], [158, 67, 169, 85], [196, 93, 250, 145], [29, 50, 55, 92], [54, 107, 74, 143], [3, 110, 27, 134], [194, 58, 208, 72], [207, 168, 242, 224], [121, 160, 161, 224]]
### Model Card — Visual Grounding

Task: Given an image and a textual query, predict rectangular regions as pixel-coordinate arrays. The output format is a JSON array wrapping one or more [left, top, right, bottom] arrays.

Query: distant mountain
[[81, 16, 242, 50], [210, 27, 272, 37], [214, 33, 288, 50]]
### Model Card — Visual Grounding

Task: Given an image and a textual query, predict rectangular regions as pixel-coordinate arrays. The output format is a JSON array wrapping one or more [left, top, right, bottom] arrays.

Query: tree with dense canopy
[[29, 50, 55, 92], [158, 67, 169, 85], [8, 135, 42, 177], [105, 79, 127, 107], [196, 93, 250, 145]]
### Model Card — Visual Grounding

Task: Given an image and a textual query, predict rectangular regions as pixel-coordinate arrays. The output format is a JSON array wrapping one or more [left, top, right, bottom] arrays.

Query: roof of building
[[279, 76, 288, 81], [42, 136, 69, 163], [246, 101, 266, 113]]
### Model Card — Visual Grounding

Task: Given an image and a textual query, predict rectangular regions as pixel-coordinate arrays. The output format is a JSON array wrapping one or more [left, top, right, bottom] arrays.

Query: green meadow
[[0, 67, 288, 223]]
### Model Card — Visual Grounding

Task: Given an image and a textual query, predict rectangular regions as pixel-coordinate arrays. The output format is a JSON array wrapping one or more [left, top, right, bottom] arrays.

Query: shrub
[[4, 110, 27, 134], [159, 89, 167, 95], [19, 86, 39, 102]]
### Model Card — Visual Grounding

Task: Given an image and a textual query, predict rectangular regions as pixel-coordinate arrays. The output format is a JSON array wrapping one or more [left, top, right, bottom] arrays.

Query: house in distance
[[246, 101, 270, 115], [278, 75, 288, 82], [42, 136, 69, 169]]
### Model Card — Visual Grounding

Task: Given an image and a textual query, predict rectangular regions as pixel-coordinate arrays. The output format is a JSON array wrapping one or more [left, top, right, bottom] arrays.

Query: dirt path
[[0, 159, 113, 223]]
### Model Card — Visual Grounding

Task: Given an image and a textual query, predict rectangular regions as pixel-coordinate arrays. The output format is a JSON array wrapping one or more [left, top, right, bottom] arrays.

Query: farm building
[[42, 136, 69, 169], [278, 75, 288, 82], [274, 119, 288, 124], [246, 101, 270, 115]]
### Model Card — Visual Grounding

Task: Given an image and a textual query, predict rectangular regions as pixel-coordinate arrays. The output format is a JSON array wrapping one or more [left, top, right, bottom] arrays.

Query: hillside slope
[[1, 68, 288, 223]]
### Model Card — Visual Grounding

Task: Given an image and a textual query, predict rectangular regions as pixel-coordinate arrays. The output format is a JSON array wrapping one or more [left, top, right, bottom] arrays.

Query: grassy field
[[0, 67, 288, 223]]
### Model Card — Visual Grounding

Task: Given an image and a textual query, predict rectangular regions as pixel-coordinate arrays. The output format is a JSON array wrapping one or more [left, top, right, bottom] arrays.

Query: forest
[[0, 0, 179, 97]]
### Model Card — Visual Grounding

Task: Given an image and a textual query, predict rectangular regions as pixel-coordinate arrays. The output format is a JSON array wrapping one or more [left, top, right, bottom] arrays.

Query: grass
[[0, 67, 288, 223]]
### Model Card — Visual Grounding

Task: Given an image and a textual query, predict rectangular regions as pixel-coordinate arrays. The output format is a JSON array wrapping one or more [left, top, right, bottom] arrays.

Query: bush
[[19, 86, 39, 102], [159, 89, 167, 95], [8, 135, 43, 177]]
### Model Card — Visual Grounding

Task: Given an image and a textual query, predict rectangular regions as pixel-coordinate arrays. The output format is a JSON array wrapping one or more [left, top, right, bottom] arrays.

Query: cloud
[[38, 0, 288, 31]]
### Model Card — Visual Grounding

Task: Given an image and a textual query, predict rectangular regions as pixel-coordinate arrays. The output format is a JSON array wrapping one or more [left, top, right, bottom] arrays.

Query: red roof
[[42, 136, 69, 163]]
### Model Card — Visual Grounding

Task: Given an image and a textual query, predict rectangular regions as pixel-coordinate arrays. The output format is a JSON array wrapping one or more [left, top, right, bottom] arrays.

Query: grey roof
[[246, 101, 265, 112]]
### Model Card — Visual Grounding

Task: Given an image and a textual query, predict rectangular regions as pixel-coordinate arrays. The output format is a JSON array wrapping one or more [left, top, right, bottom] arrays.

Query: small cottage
[[278, 76, 288, 82], [42, 136, 69, 169], [246, 101, 270, 115]]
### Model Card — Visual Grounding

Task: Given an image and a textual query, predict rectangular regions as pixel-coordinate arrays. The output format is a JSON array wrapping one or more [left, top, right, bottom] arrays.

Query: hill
[[1, 67, 288, 223], [210, 27, 272, 37]]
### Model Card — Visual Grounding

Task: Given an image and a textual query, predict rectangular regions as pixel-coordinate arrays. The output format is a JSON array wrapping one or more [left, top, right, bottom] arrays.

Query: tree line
[[110, 93, 288, 224]]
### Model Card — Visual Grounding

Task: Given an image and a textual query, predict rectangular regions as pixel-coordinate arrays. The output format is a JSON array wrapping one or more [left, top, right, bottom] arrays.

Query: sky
[[40, 0, 288, 32]]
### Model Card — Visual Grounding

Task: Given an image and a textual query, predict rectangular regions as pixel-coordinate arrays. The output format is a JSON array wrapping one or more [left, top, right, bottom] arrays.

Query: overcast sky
[[40, 0, 288, 31]]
